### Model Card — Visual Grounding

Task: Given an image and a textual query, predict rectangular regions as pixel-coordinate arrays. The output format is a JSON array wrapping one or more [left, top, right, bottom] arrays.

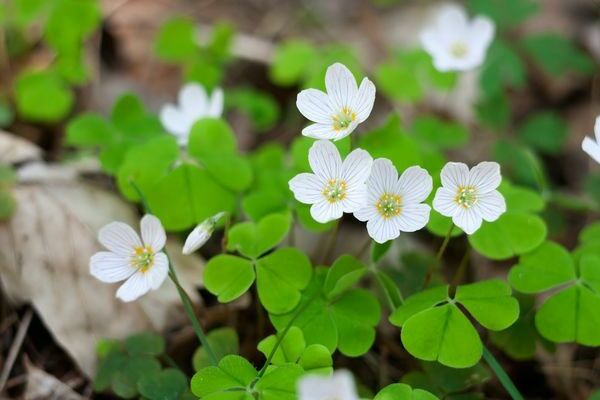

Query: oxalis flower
[[297, 370, 359, 400], [582, 116, 600, 164], [355, 159, 432, 244], [289, 140, 372, 223], [182, 212, 226, 255], [160, 82, 224, 146], [296, 62, 376, 141], [433, 161, 506, 235], [90, 214, 168, 302], [420, 4, 495, 72]]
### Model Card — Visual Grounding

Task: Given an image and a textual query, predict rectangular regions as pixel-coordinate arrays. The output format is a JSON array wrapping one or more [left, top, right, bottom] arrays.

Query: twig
[[0, 308, 33, 393]]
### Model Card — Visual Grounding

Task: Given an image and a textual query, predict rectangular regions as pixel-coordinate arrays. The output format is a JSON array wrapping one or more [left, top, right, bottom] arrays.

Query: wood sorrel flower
[[421, 4, 495, 72], [355, 159, 432, 243], [297, 370, 359, 400], [90, 214, 168, 302], [296, 63, 376, 141], [582, 116, 600, 164], [160, 83, 224, 146], [433, 161, 506, 234], [182, 212, 226, 255], [289, 140, 372, 223]]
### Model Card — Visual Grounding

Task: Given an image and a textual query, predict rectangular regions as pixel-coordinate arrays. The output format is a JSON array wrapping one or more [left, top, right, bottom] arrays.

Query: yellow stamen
[[322, 179, 347, 203], [376, 193, 402, 219], [450, 42, 468, 58], [131, 245, 154, 272], [455, 186, 478, 208], [332, 107, 357, 131]]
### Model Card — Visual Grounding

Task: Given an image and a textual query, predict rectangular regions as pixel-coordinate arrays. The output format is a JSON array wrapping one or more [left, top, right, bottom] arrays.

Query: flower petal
[[183, 225, 210, 255], [582, 136, 600, 164], [302, 123, 338, 140], [396, 203, 431, 232], [90, 251, 134, 283], [440, 162, 469, 191], [116, 271, 152, 302], [207, 87, 224, 117], [477, 190, 506, 222], [325, 63, 358, 111], [289, 173, 324, 204], [141, 214, 166, 251], [432, 187, 459, 217], [354, 204, 378, 222], [310, 200, 342, 223], [160, 105, 189, 136], [353, 78, 376, 122], [148, 252, 169, 290], [342, 148, 373, 187], [98, 221, 141, 257], [468, 161, 501, 193], [298, 371, 358, 400], [470, 16, 495, 53], [179, 83, 208, 119], [367, 215, 399, 244], [341, 183, 368, 213], [595, 116, 600, 143], [308, 140, 342, 180], [397, 166, 432, 204], [368, 158, 398, 196], [297, 89, 333, 124], [452, 207, 482, 235]]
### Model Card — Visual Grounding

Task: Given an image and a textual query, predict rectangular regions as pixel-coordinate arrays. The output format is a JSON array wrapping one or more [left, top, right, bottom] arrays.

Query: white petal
[[470, 16, 495, 53], [468, 161, 501, 193], [354, 204, 378, 222], [302, 123, 338, 140], [367, 215, 398, 244], [582, 136, 600, 164], [90, 251, 134, 283], [183, 227, 210, 255], [397, 166, 433, 204], [308, 140, 342, 180], [595, 116, 600, 143], [433, 187, 459, 217], [342, 148, 373, 187], [352, 78, 376, 122], [116, 271, 152, 302], [160, 105, 189, 136], [298, 371, 358, 400], [297, 89, 333, 124], [420, 29, 445, 63], [440, 162, 469, 191], [310, 200, 342, 223], [148, 252, 169, 290], [368, 158, 398, 196], [179, 83, 208, 120], [452, 207, 482, 235], [207, 87, 224, 117], [331, 119, 359, 141], [98, 221, 141, 257], [341, 183, 368, 213], [477, 190, 506, 222], [436, 4, 469, 33], [289, 173, 324, 204], [325, 63, 358, 111], [141, 214, 166, 251], [396, 203, 431, 232]]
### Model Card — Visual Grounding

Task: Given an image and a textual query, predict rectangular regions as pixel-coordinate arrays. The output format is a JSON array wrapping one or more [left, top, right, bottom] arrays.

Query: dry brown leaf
[[24, 362, 84, 400]]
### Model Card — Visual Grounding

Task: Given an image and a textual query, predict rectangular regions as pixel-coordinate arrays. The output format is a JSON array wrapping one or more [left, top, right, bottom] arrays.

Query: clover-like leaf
[[191, 355, 257, 398], [455, 280, 519, 331], [227, 213, 291, 259], [204, 255, 255, 303], [253, 364, 304, 400], [323, 255, 367, 299], [490, 295, 540, 360], [154, 16, 197, 62], [193, 328, 240, 371], [124, 332, 165, 356], [374, 383, 439, 400], [137, 368, 188, 400], [15, 70, 74, 123]]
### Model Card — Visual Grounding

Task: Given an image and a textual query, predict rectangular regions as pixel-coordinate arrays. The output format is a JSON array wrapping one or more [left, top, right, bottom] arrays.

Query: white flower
[[296, 62, 376, 141], [582, 116, 600, 164], [297, 370, 359, 400], [355, 159, 432, 243], [182, 212, 226, 255], [432, 161, 506, 235], [160, 83, 224, 146], [90, 214, 169, 302], [289, 140, 372, 223], [420, 4, 495, 72]]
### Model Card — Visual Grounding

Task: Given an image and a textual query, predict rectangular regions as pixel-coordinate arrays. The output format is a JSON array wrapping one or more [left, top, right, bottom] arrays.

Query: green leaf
[[493, 140, 546, 188], [411, 116, 469, 150], [256, 247, 312, 314], [124, 332, 165, 356], [270, 40, 317, 86], [522, 34, 595, 76], [579, 221, 600, 245], [15, 70, 73, 122], [323, 255, 367, 299], [226, 88, 280, 132], [204, 255, 255, 303], [257, 326, 305, 365], [190, 355, 257, 398], [371, 241, 391, 263], [479, 40, 526, 97], [254, 364, 303, 400], [112, 355, 161, 398], [66, 113, 117, 146], [154, 16, 198, 61], [375, 383, 439, 400], [490, 295, 539, 360], [227, 213, 291, 259], [518, 111, 568, 155], [242, 190, 288, 221], [427, 211, 463, 237], [298, 345, 333, 374], [467, 0, 538, 28], [476, 92, 510, 130], [455, 280, 519, 330], [389, 286, 448, 327], [137, 368, 188, 400], [193, 328, 239, 371]]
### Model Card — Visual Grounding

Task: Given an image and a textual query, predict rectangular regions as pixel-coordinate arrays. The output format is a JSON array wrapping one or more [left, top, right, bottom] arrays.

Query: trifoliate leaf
[[455, 280, 519, 331], [137, 368, 187, 400], [227, 213, 291, 259], [15, 70, 73, 122], [522, 34, 595, 76], [258, 326, 306, 366], [374, 383, 439, 400], [411, 116, 469, 150], [479, 40, 526, 97], [242, 190, 288, 221], [112, 355, 161, 398], [124, 332, 165, 356], [518, 111, 568, 155], [193, 328, 239, 371], [270, 40, 317, 86], [226, 88, 280, 132], [204, 255, 255, 303], [190, 355, 257, 398], [253, 364, 303, 400], [154, 16, 198, 61], [467, 0, 538, 28], [490, 295, 539, 360], [323, 255, 367, 299], [476, 92, 509, 131]]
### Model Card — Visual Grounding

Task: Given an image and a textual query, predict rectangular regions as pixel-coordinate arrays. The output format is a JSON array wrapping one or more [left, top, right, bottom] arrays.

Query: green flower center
[[322, 179, 347, 203], [450, 41, 468, 58], [455, 186, 478, 208], [131, 246, 154, 272], [376, 193, 402, 219], [332, 107, 357, 131]]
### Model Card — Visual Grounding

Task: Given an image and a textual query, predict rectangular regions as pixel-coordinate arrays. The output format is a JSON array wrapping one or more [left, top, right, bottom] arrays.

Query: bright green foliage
[[490, 295, 540, 360], [226, 88, 280, 132], [204, 255, 255, 303], [227, 213, 291, 259], [518, 111, 568, 155], [410, 116, 469, 150], [375, 49, 456, 103], [154, 17, 198, 61], [257, 327, 332, 374], [469, 182, 547, 260], [138, 369, 189, 400], [479, 40, 526, 97], [493, 140, 547, 188], [323, 255, 367, 299], [467, 0, 538, 28], [371, 241, 392, 263], [271, 269, 380, 357], [190, 355, 303, 400], [427, 212, 463, 238], [15, 70, 74, 122], [508, 241, 600, 345], [522, 34, 595, 76], [374, 383, 439, 400], [390, 281, 519, 368], [193, 328, 239, 371]]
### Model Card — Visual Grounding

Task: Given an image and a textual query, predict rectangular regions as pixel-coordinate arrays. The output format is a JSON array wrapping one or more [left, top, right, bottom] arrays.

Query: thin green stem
[[372, 269, 402, 310], [423, 223, 454, 289], [482, 346, 524, 400], [449, 248, 470, 297]]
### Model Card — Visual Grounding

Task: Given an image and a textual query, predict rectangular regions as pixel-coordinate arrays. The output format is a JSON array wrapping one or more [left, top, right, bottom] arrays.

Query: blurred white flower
[[182, 212, 226, 255], [355, 159, 432, 243], [289, 140, 372, 223], [160, 83, 224, 146], [90, 214, 168, 302], [297, 370, 359, 400], [582, 116, 600, 164], [296, 63, 376, 141], [433, 161, 506, 234], [421, 4, 495, 72]]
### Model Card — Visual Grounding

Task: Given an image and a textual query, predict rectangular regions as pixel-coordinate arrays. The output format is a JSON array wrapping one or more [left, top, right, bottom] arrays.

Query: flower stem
[[482, 346, 524, 400], [423, 223, 454, 289], [448, 248, 470, 297]]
